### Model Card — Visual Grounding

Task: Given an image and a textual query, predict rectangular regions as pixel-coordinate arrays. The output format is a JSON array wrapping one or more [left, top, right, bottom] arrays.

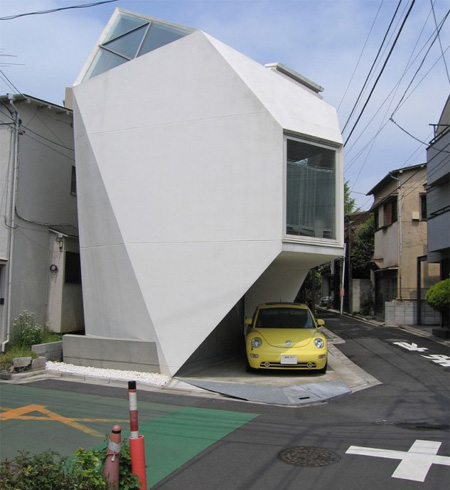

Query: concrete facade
[[426, 96, 450, 279], [368, 165, 440, 321], [70, 10, 344, 376], [0, 95, 83, 351]]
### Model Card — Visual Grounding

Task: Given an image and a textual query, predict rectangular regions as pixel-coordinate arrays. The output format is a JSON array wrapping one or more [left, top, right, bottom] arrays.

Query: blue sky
[[1, 0, 449, 210]]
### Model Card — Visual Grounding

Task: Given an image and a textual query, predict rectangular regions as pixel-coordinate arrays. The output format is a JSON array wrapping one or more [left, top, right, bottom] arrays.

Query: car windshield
[[255, 308, 314, 329]]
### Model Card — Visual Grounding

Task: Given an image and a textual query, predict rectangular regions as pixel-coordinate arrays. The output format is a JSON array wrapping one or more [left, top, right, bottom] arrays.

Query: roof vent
[[265, 62, 324, 94]]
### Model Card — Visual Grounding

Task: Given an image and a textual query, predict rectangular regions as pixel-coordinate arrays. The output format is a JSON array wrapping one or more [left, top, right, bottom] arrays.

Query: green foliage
[[0, 441, 141, 490], [344, 180, 357, 215], [0, 311, 62, 371], [0, 346, 37, 370], [116, 442, 141, 490], [425, 279, 450, 317], [351, 215, 374, 279], [0, 449, 108, 489], [12, 311, 43, 348], [360, 291, 374, 316]]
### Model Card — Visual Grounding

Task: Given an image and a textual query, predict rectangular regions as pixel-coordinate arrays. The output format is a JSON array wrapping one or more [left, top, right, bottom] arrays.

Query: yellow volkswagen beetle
[[245, 303, 328, 373]]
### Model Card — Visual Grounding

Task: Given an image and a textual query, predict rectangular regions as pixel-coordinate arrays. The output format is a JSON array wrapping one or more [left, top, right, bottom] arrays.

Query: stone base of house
[[385, 301, 441, 326], [32, 341, 63, 361], [63, 335, 160, 373]]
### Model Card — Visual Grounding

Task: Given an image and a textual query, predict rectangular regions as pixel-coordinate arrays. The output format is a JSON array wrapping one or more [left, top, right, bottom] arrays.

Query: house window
[[383, 199, 397, 227], [420, 194, 427, 220], [374, 209, 380, 230], [71, 166, 77, 196], [286, 138, 336, 239], [65, 252, 81, 284]]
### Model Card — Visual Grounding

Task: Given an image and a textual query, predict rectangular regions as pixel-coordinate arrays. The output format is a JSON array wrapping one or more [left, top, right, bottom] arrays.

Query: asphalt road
[[1, 311, 449, 489]]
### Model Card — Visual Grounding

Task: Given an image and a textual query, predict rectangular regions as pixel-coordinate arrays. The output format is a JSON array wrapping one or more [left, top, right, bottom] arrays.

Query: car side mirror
[[316, 319, 325, 327]]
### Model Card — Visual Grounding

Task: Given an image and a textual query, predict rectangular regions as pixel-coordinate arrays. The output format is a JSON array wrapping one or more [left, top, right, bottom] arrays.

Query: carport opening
[[176, 297, 246, 376]]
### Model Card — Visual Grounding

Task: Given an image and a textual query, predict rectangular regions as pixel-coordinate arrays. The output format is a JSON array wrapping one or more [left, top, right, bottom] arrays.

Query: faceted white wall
[[73, 30, 343, 375]]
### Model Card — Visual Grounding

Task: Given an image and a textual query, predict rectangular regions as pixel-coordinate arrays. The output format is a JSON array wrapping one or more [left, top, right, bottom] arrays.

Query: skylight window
[[81, 11, 194, 82]]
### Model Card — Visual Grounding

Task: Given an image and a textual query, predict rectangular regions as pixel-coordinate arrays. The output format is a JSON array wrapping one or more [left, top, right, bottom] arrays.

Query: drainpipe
[[1, 94, 20, 352]]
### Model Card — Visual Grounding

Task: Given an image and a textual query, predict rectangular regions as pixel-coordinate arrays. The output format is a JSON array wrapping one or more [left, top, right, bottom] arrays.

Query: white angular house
[[66, 9, 344, 376]]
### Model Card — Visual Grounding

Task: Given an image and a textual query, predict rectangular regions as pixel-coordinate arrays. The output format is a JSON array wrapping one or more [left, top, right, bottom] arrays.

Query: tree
[[344, 180, 357, 214], [425, 279, 450, 328], [351, 215, 374, 278]]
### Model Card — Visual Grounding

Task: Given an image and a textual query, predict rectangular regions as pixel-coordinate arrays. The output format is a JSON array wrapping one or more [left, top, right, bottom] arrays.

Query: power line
[[338, 0, 386, 113], [430, 0, 450, 83], [0, 0, 118, 21], [0, 69, 23, 95], [342, 0, 403, 132], [344, 0, 417, 147], [390, 10, 450, 119]]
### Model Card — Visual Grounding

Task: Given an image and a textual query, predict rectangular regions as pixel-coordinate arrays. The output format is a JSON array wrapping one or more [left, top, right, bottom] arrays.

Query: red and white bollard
[[128, 380, 147, 489], [103, 425, 122, 490]]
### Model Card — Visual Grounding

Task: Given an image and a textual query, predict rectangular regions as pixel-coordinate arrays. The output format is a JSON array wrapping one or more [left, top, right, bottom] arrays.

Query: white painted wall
[[0, 96, 81, 342], [73, 30, 343, 375]]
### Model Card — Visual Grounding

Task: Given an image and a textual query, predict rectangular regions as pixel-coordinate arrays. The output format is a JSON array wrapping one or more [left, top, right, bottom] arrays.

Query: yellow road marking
[[1, 405, 127, 438]]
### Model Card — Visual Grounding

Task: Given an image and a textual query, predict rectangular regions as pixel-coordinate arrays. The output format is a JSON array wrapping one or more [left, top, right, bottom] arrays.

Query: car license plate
[[281, 355, 297, 365]]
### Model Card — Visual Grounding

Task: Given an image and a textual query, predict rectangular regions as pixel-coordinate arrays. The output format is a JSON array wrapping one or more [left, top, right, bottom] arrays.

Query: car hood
[[253, 328, 319, 348]]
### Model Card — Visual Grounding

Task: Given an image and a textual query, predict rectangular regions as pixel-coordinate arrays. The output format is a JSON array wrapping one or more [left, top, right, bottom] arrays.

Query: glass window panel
[[256, 308, 314, 328], [103, 25, 148, 60], [139, 23, 187, 56], [286, 139, 336, 239], [104, 14, 148, 42], [84, 48, 128, 81]]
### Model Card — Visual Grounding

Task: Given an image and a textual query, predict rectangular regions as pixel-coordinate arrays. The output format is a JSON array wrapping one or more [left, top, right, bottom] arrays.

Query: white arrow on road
[[346, 439, 450, 482]]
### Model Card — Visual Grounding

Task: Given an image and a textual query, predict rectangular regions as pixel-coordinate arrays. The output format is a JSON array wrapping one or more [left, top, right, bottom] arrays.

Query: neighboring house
[[426, 96, 450, 281], [0, 94, 83, 351], [367, 164, 440, 324], [65, 9, 344, 376]]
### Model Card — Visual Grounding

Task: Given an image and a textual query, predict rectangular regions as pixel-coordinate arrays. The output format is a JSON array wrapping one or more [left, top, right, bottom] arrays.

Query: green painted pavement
[[0, 384, 258, 487], [136, 407, 257, 487]]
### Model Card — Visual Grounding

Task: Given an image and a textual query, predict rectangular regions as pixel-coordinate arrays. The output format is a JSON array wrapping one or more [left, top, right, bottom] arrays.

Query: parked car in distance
[[320, 296, 332, 307], [245, 303, 327, 373]]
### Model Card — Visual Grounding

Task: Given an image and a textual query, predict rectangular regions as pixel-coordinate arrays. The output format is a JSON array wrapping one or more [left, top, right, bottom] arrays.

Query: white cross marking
[[346, 439, 450, 482]]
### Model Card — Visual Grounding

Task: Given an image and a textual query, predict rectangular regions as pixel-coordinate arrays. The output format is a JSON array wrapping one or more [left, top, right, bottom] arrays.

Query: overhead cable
[[342, 0, 403, 132], [344, 0, 417, 147], [0, 0, 118, 21], [430, 0, 450, 82]]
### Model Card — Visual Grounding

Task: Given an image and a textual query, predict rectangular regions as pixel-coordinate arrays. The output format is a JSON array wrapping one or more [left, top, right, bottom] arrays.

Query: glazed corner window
[[286, 138, 336, 239], [71, 166, 77, 196]]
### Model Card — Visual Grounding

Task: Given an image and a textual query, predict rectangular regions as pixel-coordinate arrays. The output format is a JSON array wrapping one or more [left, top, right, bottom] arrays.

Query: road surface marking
[[421, 354, 450, 367], [393, 342, 428, 352], [0, 404, 127, 438], [346, 439, 450, 482]]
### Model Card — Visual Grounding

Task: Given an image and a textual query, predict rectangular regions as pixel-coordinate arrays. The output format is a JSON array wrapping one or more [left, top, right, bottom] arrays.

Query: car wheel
[[317, 361, 327, 374], [245, 357, 255, 373]]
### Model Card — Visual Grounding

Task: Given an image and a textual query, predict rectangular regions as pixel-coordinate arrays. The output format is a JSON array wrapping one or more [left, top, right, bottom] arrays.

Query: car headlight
[[314, 338, 325, 349], [251, 337, 263, 348]]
